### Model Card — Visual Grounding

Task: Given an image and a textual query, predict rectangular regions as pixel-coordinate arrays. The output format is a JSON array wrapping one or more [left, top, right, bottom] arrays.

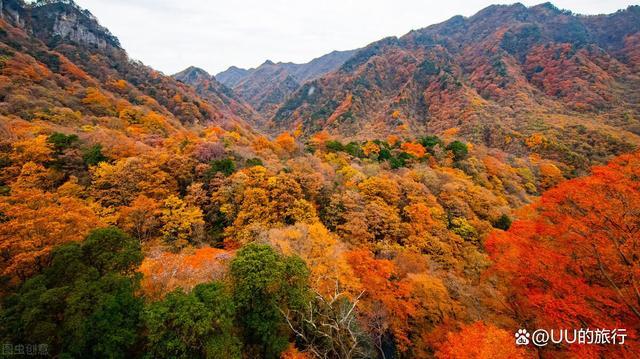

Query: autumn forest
[[0, 0, 639, 358]]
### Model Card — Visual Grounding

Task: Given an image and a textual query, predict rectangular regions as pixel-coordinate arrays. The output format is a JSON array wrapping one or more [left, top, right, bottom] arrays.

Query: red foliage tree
[[487, 152, 640, 357], [346, 250, 418, 354]]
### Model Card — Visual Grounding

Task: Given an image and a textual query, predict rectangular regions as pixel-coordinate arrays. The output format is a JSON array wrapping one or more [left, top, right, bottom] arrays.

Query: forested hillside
[[0, 1, 638, 358], [270, 3, 640, 175]]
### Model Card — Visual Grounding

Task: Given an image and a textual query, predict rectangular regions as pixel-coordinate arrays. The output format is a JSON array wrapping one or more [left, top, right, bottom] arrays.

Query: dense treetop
[[0, 1, 638, 358]]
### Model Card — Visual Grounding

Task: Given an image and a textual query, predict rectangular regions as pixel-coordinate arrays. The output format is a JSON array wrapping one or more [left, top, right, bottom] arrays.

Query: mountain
[[28, 0, 121, 49], [214, 65, 247, 86], [2, 2, 640, 358], [173, 66, 264, 127], [215, 49, 356, 118], [217, 60, 301, 119], [270, 3, 640, 171], [289, 50, 359, 82], [0, 0, 254, 133]]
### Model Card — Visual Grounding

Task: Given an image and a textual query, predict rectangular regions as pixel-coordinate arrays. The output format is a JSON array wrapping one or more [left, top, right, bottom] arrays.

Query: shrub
[[419, 135, 443, 150], [446, 141, 468, 161], [208, 158, 236, 177], [493, 214, 512, 230], [245, 158, 263, 167], [47, 132, 79, 152], [325, 140, 344, 152], [82, 144, 108, 166]]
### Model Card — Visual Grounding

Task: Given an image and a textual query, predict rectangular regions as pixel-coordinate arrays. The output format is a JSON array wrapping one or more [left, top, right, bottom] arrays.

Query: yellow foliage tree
[[82, 87, 115, 115], [10, 135, 53, 165], [265, 222, 357, 296], [362, 141, 381, 158], [90, 156, 177, 207], [160, 195, 205, 249]]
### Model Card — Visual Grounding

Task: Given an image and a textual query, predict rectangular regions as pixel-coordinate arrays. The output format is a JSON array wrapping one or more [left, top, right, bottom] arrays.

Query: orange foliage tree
[[0, 188, 101, 283], [435, 322, 530, 359], [116, 195, 162, 242], [309, 131, 330, 149], [401, 142, 427, 159], [279, 344, 311, 359], [275, 132, 297, 155], [138, 247, 231, 300]]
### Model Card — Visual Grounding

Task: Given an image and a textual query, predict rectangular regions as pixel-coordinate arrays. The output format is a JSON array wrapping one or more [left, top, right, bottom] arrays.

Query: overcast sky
[[72, 0, 636, 76]]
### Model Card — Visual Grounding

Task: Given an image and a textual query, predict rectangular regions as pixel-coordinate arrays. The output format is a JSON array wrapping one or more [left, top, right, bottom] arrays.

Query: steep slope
[[288, 49, 359, 83], [216, 49, 356, 118], [272, 3, 640, 172], [0, 0, 254, 132], [222, 60, 300, 119], [1, 2, 639, 358], [173, 66, 265, 127]]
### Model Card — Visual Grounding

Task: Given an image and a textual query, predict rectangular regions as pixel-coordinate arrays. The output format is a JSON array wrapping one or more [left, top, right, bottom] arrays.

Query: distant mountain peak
[[173, 65, 265, 127], [215, 49, 358, 118], [532, 2, 564, 12], [185, 66, 211, 76], [271, 2, 640, 142], [174, 66, 213, 84]]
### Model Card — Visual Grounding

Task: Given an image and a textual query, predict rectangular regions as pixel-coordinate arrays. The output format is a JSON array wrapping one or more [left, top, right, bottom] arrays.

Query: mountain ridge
[[173, 66, 265, 127], [266, 2, 639, 173], [0, 0, 258, 137], [213, 49, 357, 118], [1, 2, 639, 358], [216, 49, 358, 86]]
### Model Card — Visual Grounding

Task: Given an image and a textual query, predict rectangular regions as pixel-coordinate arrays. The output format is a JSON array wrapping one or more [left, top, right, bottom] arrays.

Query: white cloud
[[73, 0, 637, 75]]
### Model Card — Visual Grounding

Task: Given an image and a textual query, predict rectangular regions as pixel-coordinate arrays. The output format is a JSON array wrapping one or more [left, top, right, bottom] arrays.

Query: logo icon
[[515, 329, 530, 345]]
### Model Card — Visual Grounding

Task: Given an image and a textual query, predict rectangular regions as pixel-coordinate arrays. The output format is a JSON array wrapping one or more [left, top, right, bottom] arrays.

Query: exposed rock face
[[48, 10, 111, 49], [29, 0, 120, 49], [0, 0, 120, 49], [1, 0, 28, 28]]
